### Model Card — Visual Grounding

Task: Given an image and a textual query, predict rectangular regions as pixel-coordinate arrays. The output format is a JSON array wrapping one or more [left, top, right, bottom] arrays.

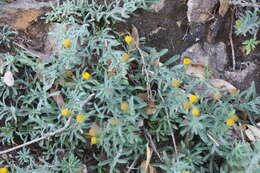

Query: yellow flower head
[[120, 102, 129, 111], [229, 88, 237, 95], [189, 95, 198, 103], [183, 171, 191, 173], [76, 114, 85, 122], [124, 35, 133, 44], [235, 19, 241, 26], [183, 102, 192, 109], [213, 93, 221, 100], [82, 72, 92, 80], [61, 108, 70, 117], [230, 114, 238, 121], [110, 119, 118, 126], [121, 53, 129, 62], [88, 128, 97, 136], [183, 58, 191, 65], [91, 136, 99, 145], [171, 79, 181, 88], [0, 168, 8, 173], [191, 108, 200, 116], [62, 40, 71, 48], [226, 118, 235, 126]]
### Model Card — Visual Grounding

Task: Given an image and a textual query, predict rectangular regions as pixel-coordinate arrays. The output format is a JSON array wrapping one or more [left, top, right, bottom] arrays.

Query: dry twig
[[229, 8, 236, 71], [0, 116, 73, 155], [158, 90, 178, 154], [0, 93, 95, 155], [126, 157, 139, 173], [143, 128, 163, 162]]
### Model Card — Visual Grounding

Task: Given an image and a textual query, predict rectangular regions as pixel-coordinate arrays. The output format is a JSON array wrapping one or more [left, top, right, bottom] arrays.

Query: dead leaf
[[153, 59, 163, 68], [138, 93, 150, 103], [140, 161, 157, 173], [3, 71, 14, 87], [245, 123, 260, 142], [209, 79, 236, 91], [219, 0, 230, 17], [150, 50, 163, 67], [149, 0, 165, 13], [128, 25, 140, 50], [140, 144, 156, 173], [146, 144, 153, 168], [144, 104, 157, 115], [0, 57, 3, 74], [51, 89, 65, 108], [186, 64, 207, 79]]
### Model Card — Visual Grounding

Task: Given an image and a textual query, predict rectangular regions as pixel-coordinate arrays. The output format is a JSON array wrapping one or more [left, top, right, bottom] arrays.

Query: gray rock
[[181, 42, 228, 78], [224, 62, 257, 90], [187, 0, 218, 23]]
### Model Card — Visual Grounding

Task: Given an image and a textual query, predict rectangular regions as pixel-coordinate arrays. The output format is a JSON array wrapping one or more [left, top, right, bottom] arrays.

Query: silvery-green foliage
[[0, 25, 17, 48]]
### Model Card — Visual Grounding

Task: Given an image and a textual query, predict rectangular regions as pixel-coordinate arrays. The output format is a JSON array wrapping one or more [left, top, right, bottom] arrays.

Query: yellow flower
[[235, 19, 241, 26], [183, 102, 192, 109], [191, 108, 200, 116], [121, 53, 129, 62], [0, 168, 8, 173], [230, 114, 238, 121], [120, 102, 129, 111], [91, 136, 99, 145], [183, 171, 191, 173], [229, 88, 237, 95], [171, 79, 181, 88], [213, 93, 221, 100], [183, 58, 191, 65], [82, 72, 92, 80], [189, 95, 198, 103], [88, 128, 97, 136], [76, 114, 85, 123], [124, 35, 133, 44], [226, 118, 235, 126], [62, 40, 71, 48], [61, 108, 70, 117]]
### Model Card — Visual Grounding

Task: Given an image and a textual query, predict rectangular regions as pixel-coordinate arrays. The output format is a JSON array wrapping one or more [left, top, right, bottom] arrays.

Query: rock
[[0, 0, 55, 30], [187, 0, 218, 23], [44, 23, 62, 56], [150, 0, 166, 13], [181, 42, 228, 78], [224, 62, 257, 90]]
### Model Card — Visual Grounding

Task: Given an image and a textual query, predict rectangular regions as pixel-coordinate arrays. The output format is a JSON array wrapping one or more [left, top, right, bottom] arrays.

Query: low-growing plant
[[0, 0, 260, 173], [0, 25, 17, 48], [233, 0, 260, 54]]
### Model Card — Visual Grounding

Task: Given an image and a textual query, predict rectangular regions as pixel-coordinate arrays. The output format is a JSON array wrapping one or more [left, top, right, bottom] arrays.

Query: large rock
[[224, 62, 257, 90], [0, 0, 55, 30], [181, 42, 228, 78], [187, 0, 218, 23]]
